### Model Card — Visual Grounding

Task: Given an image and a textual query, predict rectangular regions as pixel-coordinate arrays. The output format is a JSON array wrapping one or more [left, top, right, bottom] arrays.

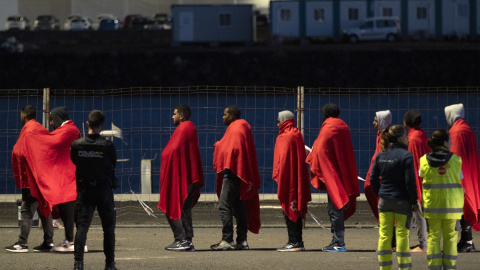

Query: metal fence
[[1, 86, 479, 200]]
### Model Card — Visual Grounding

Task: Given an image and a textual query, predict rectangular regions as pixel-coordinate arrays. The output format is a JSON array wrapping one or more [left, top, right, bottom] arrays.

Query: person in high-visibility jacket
[[370, 125, 419, 270], [419, 129, 464, 269]]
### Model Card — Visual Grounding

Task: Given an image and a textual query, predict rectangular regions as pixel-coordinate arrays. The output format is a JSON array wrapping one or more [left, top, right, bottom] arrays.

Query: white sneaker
[[53, 239, 74, 252]]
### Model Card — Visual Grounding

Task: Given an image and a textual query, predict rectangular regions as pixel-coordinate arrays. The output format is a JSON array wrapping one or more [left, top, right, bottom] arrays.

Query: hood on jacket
[[445, 103, 464, 127], [278, 110, 294, 125], [376, 110, 392, 131], [404, 110, 422, 128], [50, 107, 69, 130], [426, 147, 453, 168]]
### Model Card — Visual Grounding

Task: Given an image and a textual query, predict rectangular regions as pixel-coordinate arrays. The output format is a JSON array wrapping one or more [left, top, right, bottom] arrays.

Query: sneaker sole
[[5, 249, 29, 253], [277, 248, 305, 252], [324, 248, 347, 252]]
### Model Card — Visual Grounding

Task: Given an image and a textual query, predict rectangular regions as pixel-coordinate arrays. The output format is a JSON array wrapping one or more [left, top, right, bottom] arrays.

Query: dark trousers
[[218, 174, 247, 243], [74, 182, 116, 263], [58, 200, 77, 242], [327, 195, 345, 245], [167, 183, 197, 242], [283, 211, 303, 243], [460, 215, 473, 241], [19, 188, 53, 245]]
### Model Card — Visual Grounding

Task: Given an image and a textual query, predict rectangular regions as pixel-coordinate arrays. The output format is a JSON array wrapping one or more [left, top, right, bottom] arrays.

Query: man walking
[[158, 104, 204, 251], [211, 105, 261, 251], [306, 104, 360, 252]]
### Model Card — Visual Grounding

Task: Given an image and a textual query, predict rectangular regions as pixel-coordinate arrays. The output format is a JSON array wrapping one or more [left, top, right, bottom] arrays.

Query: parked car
[[92, 14, 117, 30], [145, 13, 172, 30], [5, 16, 30, 30], [343, 17, 401, 43], [33, 15, 60, 30], [123, 14, 142, 29], [98, 18, 121, 30], [64, 15, 92, 31]]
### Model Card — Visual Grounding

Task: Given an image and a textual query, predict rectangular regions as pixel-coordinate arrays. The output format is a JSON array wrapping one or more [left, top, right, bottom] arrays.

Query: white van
[[343, 17, 401, 43]]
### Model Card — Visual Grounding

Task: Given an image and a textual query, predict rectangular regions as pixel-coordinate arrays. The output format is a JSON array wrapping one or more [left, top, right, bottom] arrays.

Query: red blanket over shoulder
[[12, 120, 47, 189], [407, 127, 430, 205], [23, 120, 80, 218], [273, 119, 311, 222], [364, 132, 382, 220], [158, 121, 204, 220], [213, 119, 261, 234], [306, 117, 360, 220], [450, 119, 480, 231]]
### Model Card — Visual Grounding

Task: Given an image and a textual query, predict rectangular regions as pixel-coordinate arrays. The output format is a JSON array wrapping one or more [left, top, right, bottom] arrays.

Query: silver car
[[5, 16, 30, 30], [343, 17, 401, 43]]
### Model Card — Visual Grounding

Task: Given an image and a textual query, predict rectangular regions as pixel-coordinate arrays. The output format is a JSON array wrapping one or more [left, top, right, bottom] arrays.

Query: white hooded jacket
[[445, 103, 464, 127]]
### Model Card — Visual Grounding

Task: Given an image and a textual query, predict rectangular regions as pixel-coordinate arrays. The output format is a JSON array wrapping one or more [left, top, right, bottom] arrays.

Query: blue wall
[[1, 88, 479, 196]]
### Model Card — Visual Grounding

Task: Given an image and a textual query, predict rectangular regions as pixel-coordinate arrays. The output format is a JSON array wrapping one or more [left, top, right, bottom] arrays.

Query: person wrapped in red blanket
[[445, 103, 480, 252], [5, 105, 54, 253], [273, 110, 311, 252], [211, 105, 261, 251], [306, 103, 359, 252], [158, 105, 204, 252], [364, 110, 392, 220]]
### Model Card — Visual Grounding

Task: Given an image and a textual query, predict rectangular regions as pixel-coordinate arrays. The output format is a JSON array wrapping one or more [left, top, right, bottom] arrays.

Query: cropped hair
[[88, 110, 105, 129], [226, 105, 241, 119], [175, 104, 191, 120], [21, 105, 36, 120], [427, 129, 449, 150], [381, 125, 405, 152]]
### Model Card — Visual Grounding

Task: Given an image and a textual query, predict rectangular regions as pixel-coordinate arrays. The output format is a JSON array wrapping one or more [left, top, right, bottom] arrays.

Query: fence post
[[297, 86, 304, 134], [42, 88, 50, 129]]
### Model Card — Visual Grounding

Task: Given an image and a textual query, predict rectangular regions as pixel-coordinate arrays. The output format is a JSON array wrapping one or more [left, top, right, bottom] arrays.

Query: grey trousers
[[412, 202, 428, 249], [19, 188, 54, 245], [167, 183, 197, 242]]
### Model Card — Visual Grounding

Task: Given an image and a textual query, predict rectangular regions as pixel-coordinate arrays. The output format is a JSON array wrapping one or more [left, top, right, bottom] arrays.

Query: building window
[[280, 9, 291, 21], [219, 13, 231, 26], [314, 8, 325, 22], [348, 8, 359, 21], [416, 7, 427, 20], [458, 4, 468, 17], [382, 7, 393, 17]]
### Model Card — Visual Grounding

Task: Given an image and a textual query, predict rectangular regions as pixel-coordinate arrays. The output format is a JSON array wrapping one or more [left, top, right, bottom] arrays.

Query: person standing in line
[[364, 110, 392, 221], [403, 110, 430, 253], [306, 103, 360, 252], [158, 104, 204, 251], [211, 105, 261, 251], [71, 110, 118, 270], [47, 107, 83, 253], [5, 105, 54, 253], [273, 111, 311, 251], [370, 125, 418, 270], [419, 129, 464, 269], [445, 103, 480, 252]]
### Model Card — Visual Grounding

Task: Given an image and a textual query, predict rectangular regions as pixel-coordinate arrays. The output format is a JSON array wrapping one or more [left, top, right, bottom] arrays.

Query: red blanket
[[450, 119, 480, 230], [12, 120, 47, 189], [213, 119, 261, 234], [273, 119, 311, 222], [364, 132, 382, 220], [407, 126, 430, 205], [158, 121, 204, 220], [23, 120, 80, 218], [306, 117, 359, 220]]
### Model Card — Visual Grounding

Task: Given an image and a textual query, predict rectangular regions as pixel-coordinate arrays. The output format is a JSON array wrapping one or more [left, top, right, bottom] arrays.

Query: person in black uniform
[[70, 110, 118, 270]]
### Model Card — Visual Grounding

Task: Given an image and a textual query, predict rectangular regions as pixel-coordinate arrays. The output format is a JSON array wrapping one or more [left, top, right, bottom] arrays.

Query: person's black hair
[[88, 110, 105, 129], [175, 104, 191, 120], [428, 129, 449, 150], [321, 103, 340, 120], [226, 105, 241, 119], [381, 125, 405, 152], [21, 105, 36, 120], [403, 110, 422, 127]]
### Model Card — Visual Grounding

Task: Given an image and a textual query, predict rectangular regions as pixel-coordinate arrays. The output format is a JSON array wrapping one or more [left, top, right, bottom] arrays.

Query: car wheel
[[349, 35, 359, 43], [386, 34, 396, 42]]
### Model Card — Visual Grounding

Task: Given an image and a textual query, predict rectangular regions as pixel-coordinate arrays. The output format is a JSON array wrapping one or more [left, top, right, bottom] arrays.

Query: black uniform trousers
[[74, 180, 116, 263]]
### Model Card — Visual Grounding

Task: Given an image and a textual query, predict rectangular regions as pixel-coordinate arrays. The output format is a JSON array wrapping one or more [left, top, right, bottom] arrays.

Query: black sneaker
[[165, 240, 192, 251], [5, 242, 29, 253], [236, 240, 249, 250], [458, 242, 476, 253], [104, 262, 118, 270], [32, 242, 53, 252], [323, 242, 347, 252], [277, 241, 305, 252], [210, 240, 235, 251]]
